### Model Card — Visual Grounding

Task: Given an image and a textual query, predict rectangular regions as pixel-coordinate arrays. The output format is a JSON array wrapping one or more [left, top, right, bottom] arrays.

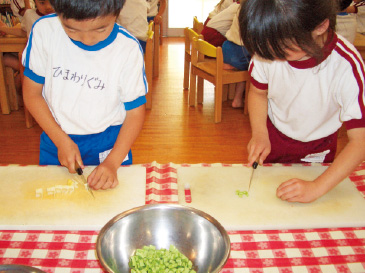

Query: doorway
[[162, 0, 217, 37]]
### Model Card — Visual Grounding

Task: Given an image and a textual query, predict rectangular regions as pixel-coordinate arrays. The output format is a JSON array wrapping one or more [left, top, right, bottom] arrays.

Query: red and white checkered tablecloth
[[1, 162, 364, 273]]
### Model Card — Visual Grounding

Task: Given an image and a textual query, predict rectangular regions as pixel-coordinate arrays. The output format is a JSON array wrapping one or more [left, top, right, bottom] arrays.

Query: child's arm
[[276, 127, 365, 203], [23, 76, 84, 172], [0, 21, 26, 37], [87, 104, 146, 190], [246, 84, 271, 166]]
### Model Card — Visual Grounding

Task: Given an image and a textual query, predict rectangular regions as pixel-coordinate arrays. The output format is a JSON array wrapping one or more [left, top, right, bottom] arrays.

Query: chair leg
[[189, 68, 197, 106], [153, 23, 160, 78], [197, 77, 204, 104], [222, 85, 228, 102], [214, 84, 223, 123], [5, 67, 18, 111], [183, 53, 190, 89], [244, 80, 250, 115]]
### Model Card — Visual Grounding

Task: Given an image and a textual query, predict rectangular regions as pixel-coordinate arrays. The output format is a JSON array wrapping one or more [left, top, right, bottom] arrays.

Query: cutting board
[[177, 164, 365, 230], [0, 165, 146, 230]]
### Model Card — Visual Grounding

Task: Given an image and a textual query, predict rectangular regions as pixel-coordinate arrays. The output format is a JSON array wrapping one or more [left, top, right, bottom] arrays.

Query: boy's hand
[[87, 161, 119, 190], [57, 138, 83, 173], [276, 179, 325, 203], [247, 133, 271, 167]]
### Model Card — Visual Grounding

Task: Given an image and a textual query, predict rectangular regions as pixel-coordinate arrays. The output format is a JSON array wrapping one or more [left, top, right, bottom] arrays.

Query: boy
[[22, 0, 147, 190]]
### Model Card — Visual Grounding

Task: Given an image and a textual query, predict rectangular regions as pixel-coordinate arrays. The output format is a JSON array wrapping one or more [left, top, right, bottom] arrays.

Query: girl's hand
[[87, 161, 119, 190], [57, 138, 83, 173], [276, 179, 325, 203], [247, 133, 271, 167]]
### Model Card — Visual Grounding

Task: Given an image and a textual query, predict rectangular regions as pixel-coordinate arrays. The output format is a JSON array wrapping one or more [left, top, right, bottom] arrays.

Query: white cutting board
[[177, 164, 365, 230], [0, 165, 146, 230]]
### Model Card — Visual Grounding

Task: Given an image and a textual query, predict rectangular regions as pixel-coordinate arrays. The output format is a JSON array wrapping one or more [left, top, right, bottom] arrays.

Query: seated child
[[202, 2, 239, 47], [10, 0, 35, 22], [347, 0, 365, 34], [204, 0, 234, 25], [117, 0, 149, 53], [0, 0, 54, 95], [239, 0, 365, 203], [22, 0, 147, 190], [222, 9, 251, 108], [336, 0, 357, 43], [146, 0, 166, 22]]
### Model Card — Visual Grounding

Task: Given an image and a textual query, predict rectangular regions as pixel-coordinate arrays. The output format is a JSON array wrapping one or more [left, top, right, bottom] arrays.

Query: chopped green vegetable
[[236, 190, 249, 197], [129, 245, 196, 273]]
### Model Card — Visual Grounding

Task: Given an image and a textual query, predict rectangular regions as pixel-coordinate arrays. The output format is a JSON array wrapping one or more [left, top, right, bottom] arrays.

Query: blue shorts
[[39, 125, 132, 166], [139, 39, 146, 54], [222, 40, 251, 71]]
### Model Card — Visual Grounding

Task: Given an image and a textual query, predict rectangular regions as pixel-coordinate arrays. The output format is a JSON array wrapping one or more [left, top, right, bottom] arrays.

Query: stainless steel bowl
[[96, 204, 231, 273]]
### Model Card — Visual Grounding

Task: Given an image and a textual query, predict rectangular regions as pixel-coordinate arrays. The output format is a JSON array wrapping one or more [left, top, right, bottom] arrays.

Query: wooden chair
[[183, 27, 203, 90], [152, 15, 162, 78], [189, 38, 250, 123], [193, 16, 204, 34], [145, 21, 154, 109], [153, 0, 167, 45], [354, 33, 365, 61], [4, 67, 19, 111]]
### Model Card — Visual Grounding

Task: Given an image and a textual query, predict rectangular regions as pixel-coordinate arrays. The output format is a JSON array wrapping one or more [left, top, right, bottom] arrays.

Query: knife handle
[[252, 161, 259, 169], [75, 161, 83, 175]]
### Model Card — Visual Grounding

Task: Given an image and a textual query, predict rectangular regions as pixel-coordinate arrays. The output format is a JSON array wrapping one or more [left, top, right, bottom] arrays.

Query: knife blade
[[247, 161, 258, 192], [75, 161, 95, 198]]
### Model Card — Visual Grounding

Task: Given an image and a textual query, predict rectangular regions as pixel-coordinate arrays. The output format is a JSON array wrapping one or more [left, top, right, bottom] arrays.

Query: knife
[[247, 160, 259, 192], [75, 161, 95, 198]]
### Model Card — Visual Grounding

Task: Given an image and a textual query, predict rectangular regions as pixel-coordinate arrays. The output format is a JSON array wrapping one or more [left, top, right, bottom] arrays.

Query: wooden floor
[[0, 37, 348, 165]]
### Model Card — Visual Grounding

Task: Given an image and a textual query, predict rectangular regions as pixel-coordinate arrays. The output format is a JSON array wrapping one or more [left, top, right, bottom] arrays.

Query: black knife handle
[[253, 161, 259, 169], [75, 161, 83, 175]]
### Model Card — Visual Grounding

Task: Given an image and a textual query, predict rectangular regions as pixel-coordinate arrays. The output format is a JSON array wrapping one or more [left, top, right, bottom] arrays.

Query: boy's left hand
[[276, 179, 325, 203], [87, 162, 119, 190]]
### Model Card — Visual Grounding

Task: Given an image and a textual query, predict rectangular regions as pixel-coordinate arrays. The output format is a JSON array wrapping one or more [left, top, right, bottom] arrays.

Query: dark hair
[[239, 0, 338, 61], [49, 0, 125, 20]]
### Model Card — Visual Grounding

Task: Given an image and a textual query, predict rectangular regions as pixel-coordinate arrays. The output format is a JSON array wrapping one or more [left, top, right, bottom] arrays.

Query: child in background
[[0, 0, 54, 98], [22, 0, 147, 190], [336, 0, 357, 43], [239, 0, 365, 203], [146, 0, 166, 22], [204, 0, 234, 25], [346, 0, 365, 34], [202, 2, 239, 47], [117, 0, 149, 53], [21, 0, 54, 36], [10, 0, 35, 22], [222, 9, 250, 108]]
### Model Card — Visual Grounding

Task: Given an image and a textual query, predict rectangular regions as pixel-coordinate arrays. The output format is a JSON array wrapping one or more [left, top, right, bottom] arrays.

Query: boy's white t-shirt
[[117, 0, 149, 41], [22, 14, 147, 135], [249, 33, 365, 142]]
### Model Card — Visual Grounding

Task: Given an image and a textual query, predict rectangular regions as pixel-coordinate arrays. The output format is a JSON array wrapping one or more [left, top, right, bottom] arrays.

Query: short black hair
[[239, 0, 338, 61], [49, 0, 125, 20]]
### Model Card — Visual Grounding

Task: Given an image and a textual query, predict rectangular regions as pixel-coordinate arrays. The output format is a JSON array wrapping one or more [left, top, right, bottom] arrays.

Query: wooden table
[[0, 162, 364, 272], [0, 36, 33, 128]]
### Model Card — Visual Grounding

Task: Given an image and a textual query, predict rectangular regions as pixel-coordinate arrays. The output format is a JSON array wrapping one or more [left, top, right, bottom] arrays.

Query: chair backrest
[[193, 16, 204, 34], [184, 27, 203, 55], [148, 21, 154, 37], [145, 22, 154, 109]]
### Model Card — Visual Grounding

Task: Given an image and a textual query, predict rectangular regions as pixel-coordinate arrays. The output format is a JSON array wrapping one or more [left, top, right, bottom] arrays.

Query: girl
[[239, 0, 365, 203]]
